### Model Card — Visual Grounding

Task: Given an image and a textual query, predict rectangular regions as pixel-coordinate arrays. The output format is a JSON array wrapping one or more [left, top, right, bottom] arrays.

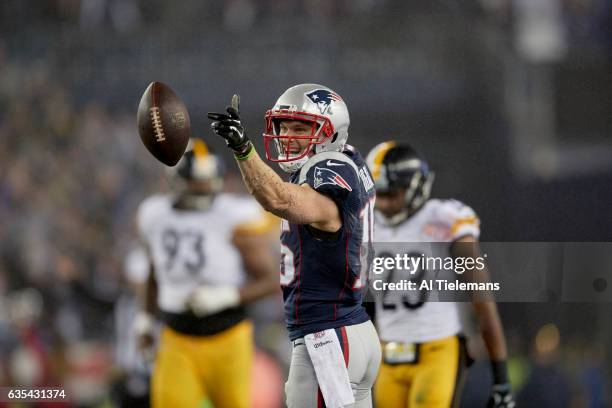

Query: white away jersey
[[374, 199, 480, 343], [136, 193, 262, 313]]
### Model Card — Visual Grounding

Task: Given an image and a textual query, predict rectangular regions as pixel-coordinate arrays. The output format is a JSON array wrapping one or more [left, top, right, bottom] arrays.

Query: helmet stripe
[[369, 141, 396, 180], [192, 139, 209, 158]]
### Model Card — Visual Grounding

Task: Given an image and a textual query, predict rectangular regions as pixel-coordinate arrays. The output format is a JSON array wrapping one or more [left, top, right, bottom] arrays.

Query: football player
[[208, 84, 381, 408], [134, 139, 278, 408], [366, 142, 515, 408]]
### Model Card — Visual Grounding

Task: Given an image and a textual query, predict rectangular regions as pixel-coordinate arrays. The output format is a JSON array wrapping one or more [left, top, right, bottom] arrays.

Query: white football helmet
[[263, 83, 350, 173]]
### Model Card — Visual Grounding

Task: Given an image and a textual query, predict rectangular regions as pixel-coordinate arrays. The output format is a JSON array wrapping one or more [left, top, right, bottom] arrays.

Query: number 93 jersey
[[374, 199, 480, 344], [136, 193, 263, 313], [281, 146, 376, 341]]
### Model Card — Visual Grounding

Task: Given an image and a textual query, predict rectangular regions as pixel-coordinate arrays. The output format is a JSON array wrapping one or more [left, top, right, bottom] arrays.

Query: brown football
[[137, 81, 190, 166]]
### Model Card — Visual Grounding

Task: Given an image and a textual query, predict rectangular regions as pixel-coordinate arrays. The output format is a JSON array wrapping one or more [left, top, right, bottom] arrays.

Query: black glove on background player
[[207, 95, 253, 158], [487, 361, 516, 408], [487, 383, 515, 408]]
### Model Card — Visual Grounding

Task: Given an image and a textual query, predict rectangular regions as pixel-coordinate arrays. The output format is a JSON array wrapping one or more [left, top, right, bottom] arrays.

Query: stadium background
[[1, 0, 611, 406]]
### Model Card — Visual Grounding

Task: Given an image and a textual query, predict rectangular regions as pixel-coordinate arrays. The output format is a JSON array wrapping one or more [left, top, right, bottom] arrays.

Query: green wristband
[[234, 143, 255, 161]]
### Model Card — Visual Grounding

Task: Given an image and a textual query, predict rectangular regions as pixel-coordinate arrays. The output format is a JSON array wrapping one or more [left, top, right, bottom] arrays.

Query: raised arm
[[236, 152, 340, 230], [207, 96, 341, 231]]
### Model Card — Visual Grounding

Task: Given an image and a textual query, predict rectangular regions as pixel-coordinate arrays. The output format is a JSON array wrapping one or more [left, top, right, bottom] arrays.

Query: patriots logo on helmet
[[313, 166, 353, 191], [305, 89, 343, 115]]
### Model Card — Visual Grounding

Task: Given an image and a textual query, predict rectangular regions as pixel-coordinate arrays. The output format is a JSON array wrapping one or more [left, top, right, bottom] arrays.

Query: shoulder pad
[[298, 151, 359, 185]]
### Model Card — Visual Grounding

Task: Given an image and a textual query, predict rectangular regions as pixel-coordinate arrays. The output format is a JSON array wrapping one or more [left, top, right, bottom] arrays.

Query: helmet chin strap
[[278, 155, 309, 173], [381, 200, 428, 226], [174, 193, 216, 210], [281, 140, 347, 173], [382, 209, 410, 226], [381, 181, 431, 226], [277, 148, 317, 173]]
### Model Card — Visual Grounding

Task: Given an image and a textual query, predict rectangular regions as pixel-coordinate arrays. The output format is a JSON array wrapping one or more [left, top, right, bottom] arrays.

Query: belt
[[159, 306, 246, 336]]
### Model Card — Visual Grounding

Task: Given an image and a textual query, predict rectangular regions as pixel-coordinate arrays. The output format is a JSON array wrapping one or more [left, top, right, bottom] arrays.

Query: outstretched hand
[[207, 94, 252, 156]]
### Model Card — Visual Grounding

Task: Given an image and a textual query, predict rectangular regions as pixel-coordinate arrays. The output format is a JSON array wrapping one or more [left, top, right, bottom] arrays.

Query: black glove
[[207, 95, 253, 158], [487, 383, 516, 408], [487, 361, 515, 407]]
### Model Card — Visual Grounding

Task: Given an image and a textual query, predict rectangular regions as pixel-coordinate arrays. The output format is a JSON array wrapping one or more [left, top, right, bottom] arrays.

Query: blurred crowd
[[0, 51, 163, 402], [0, 42, 289, 406]]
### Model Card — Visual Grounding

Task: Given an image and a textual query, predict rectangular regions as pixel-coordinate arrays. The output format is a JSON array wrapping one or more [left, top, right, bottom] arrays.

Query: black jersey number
[[378, 251, 428, 310], [161, 228, 205, 281]]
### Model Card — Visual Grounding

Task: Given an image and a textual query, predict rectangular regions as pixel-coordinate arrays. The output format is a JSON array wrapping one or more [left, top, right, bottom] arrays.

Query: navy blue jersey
[[280, 146, 376, 340]]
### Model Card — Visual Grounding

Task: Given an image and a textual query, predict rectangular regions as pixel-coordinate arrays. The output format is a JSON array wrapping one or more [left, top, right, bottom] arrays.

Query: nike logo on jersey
[[326, 160, 345, 166]]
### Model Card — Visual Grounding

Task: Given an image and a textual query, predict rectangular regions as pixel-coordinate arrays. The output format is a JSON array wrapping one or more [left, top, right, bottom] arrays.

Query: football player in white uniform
[[134, 139, 278, 408], [366, 142, 515, 408]]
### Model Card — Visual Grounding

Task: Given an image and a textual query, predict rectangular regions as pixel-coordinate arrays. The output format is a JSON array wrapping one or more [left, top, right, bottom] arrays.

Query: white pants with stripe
[[285, 320, 381, 408]]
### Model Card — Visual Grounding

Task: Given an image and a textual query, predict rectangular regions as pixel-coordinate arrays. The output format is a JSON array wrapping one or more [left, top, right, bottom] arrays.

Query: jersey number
[[354, 196, 376, 289], [378, 251, 428, 310], [161, 228, 205, 281], [280, 244, 296, 285]]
